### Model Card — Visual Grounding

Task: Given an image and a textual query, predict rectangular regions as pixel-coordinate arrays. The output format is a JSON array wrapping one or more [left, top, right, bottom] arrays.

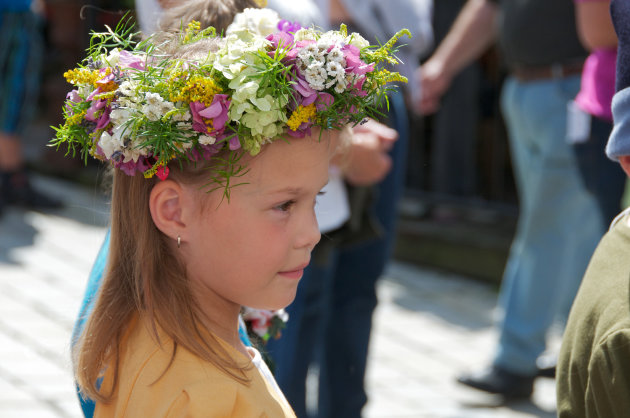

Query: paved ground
[[0, 175, 560, 418]]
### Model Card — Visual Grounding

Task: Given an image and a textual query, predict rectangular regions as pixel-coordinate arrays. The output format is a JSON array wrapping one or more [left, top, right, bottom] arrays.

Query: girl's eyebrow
[[266, 181, 330, 196]]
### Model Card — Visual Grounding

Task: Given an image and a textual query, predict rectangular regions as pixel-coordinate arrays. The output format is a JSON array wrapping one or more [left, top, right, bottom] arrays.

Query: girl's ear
[[149, 180, 187, 241]]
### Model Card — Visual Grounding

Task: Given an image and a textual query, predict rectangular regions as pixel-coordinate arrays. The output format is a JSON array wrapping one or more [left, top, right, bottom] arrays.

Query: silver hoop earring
[[177, 235, 181, 248]]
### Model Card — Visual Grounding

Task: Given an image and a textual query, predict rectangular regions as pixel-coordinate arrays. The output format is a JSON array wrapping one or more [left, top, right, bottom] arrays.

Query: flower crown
[[52, 9, 409, 189]]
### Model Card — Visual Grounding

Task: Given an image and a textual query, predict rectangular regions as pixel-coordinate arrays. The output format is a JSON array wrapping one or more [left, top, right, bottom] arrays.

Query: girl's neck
[[197, 302, 251, 359]]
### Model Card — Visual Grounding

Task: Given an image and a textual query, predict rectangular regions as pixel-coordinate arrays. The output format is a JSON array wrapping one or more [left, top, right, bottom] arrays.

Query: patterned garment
[[0, 10, 42, 135]]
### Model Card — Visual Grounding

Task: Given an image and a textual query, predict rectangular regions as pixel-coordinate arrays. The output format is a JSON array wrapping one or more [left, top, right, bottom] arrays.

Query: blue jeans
[[267, 91, 408, 418], [572, 115, 626, 225], [494, 76, 604, 375]]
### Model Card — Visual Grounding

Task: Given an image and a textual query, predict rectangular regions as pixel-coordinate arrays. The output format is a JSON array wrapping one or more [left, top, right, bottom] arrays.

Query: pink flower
[[198, 94, 230, 132], [118, 50, 146, 71], [96, 70, 115, 87], [66, 89, 81, 103], [228, 136, 241, 150], [290, 71, 318, 105], [190, 94, 231, 136], [65, 89, 82, 114], [315, 92, 334, 111], [342, 44, 374, 76], [352, 76, 368, 97], [266, 31, 295, 52], [286, 125, 312, 138], [155, 165, 169, 181], [242, 309, 274, 338], [95, 108, 111, 130], [85, 99, 107, 122]]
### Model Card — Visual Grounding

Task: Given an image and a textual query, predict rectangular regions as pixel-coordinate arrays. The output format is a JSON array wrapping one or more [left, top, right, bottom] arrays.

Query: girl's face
[[181, 132, 332, 315]]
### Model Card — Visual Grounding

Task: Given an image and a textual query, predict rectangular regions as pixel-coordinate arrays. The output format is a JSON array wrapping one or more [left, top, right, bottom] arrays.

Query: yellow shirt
[[95, 316, 296, 417]]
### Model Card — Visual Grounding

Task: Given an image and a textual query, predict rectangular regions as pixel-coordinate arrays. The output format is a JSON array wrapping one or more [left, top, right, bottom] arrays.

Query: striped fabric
[[0, 10, 43, 135]]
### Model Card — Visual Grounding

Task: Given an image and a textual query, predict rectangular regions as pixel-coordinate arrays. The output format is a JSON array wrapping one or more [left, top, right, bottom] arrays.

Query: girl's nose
[[296, 209, 321, 251]]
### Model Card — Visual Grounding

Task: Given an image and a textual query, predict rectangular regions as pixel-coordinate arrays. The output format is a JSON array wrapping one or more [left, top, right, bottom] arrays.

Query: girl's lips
[[278, 269, 304, 280], [278, 263, 309, 280]]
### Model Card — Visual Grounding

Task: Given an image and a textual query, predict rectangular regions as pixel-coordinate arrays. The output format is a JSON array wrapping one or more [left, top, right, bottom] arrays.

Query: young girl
[[55, 11, 407, 416]]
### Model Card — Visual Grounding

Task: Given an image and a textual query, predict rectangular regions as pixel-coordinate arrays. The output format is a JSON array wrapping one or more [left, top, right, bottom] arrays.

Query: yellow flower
[[170, 75, 222, 105], [183, 20, 202, 43], [64, 68, 99, 86], [96, 67, 118, 92], [287, 103, 316, 131], [65, 110, 87, 126]]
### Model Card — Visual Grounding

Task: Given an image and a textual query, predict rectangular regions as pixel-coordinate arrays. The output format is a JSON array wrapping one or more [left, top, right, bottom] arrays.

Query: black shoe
[[457, 366, 534, 399], [536, 364, 556, 378], [0, 170, 63, 210]]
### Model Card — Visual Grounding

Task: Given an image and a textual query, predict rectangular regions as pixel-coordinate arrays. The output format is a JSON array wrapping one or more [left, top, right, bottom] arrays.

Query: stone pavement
[[0, 175, 559, 418]]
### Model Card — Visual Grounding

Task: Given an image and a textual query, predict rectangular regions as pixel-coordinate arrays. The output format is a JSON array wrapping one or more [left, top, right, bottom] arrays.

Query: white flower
[[178, 138, 194, 150], [198, 134, 216, 145], [250, 94, 275, 112], [334, 82, 347, 93], [118, 80, 137, 96], [230, 100, 253, 119], [317, 32, 346, 52], [109, 108, 132, 126], [145, 92, 164, 106], [103, 48, 121, 66], [293, 28, 318, 42], [304, 64, 327, 90], [98, 131, 123, 159], [348, 32, 369, 49], [122, 144, 144, 163], [227, 8, 280, 37], [326, 61, 344, 78], [172, 109, 191, 122], [215, 34, 269, 79], [159, 100, 175, 115], [298, 44, 319, 60], [142, 104, 161, 121], [327, 47, 346, 65]]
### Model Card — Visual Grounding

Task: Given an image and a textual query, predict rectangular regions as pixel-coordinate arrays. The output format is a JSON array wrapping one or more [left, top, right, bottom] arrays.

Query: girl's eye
[[275, 200, 296, 212]]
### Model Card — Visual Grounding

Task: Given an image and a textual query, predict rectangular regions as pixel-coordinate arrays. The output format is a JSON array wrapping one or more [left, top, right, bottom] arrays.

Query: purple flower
[[277, 20, 302, 34], [117, 160, 139, 176], [286, 125, 312, 138]]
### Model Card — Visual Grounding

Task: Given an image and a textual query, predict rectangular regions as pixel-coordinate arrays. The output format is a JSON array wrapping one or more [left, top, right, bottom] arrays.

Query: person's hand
[[339, 119, 398, 186], [414, 58, 453, 115]]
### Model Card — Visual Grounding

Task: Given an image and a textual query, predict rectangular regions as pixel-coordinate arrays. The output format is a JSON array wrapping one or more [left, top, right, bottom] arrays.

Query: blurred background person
[[264, 1, 433, 417], [557, 1, 630, 415], [0, 0, 62, 215], [569, 0, 626, 226], [415, 0, 604, 399]]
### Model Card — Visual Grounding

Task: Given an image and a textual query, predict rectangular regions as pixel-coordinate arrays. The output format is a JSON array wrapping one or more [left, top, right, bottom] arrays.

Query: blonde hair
[[74, 158, 253, 403], [74, 0, 261, 402]]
